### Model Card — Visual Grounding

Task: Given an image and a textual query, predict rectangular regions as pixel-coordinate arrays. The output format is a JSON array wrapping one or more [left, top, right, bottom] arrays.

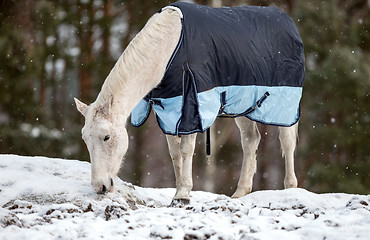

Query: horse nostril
[[101, 184, 107, 194], [97, 180, 113, 194]]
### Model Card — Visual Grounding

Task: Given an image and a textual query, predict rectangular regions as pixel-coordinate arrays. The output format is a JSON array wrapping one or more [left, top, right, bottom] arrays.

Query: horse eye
[[103, 135, 110, 141]]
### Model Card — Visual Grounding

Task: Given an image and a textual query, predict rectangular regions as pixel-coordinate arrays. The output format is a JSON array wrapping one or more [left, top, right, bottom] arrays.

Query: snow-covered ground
[[0, 155, 369, 240]]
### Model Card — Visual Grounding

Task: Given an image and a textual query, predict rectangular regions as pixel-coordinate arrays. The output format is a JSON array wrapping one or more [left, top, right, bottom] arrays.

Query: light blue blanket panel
[[131, 85, 302, 135]]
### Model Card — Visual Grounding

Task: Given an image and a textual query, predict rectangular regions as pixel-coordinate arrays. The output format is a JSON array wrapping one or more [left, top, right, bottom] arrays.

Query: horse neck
[[95, 9, 182, 120]]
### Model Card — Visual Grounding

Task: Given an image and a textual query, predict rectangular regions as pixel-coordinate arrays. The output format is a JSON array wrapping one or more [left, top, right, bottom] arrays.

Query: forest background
[[0, 0, 369, 196]]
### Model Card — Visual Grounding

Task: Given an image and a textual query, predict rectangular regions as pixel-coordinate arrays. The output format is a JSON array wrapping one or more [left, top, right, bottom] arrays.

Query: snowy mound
[[0, 155, 369, 240]]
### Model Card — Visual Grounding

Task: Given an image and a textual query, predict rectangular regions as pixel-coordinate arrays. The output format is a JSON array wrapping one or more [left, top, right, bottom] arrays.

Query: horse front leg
[[232, 117, 261, 198], [166, 135, 182, 198], [279, 123, 298, 189], [166, 134, 196, 206]]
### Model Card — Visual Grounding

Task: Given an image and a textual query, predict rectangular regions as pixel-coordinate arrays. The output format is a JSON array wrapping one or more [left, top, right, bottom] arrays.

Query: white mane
[[95, 8, 182, 106]]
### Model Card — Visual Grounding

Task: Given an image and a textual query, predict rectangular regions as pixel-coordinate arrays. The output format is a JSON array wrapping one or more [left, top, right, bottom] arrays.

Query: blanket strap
[[206, 128, 211, 156], [237, 91, 270, 117], [256, 91, 270, 108], [149, 99, 164, 110], [146, 92, 165, 110], [218, 91, 227, 115], [218, 91, 270, 118]]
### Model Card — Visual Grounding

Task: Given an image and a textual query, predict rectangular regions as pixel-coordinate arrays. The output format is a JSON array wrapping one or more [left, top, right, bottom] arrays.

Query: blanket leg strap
[[206, 128, 211, 156]]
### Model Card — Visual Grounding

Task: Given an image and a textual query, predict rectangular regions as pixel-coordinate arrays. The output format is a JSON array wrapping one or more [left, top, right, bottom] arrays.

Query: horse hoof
[[169, 198, 190, 207]]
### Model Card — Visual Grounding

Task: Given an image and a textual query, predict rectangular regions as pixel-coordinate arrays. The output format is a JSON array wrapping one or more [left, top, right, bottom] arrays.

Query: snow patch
[[0, 155, 369, 239]]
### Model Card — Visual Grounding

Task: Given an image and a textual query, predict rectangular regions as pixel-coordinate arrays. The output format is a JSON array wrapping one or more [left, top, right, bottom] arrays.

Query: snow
[[0, 154, 369, 240]]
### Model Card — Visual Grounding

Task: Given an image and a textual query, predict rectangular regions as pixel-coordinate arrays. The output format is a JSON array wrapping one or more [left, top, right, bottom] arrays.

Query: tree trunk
[[102, 0, 113, 58], [77, 0, 94, 102]]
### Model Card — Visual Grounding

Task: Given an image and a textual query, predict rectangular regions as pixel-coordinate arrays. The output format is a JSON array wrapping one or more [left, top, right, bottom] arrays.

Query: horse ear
[[100, 96, 114, 117], [74, 98, 88, 117]]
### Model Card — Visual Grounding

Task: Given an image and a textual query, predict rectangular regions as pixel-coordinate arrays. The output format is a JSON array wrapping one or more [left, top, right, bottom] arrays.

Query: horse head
[[74, 97, 128, 194]]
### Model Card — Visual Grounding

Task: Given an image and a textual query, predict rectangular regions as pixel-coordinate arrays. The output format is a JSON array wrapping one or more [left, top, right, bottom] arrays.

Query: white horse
[[74, 6, 298, 205]]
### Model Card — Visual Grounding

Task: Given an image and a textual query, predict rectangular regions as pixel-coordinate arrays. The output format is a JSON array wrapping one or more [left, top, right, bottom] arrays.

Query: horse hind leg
[[232, 117, 260, 198], [279, 123, 298, 189], [166, 134, 197, 206]]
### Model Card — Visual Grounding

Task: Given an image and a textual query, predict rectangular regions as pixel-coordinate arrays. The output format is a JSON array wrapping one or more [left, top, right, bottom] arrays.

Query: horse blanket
[[131, 2, 305, 135]]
